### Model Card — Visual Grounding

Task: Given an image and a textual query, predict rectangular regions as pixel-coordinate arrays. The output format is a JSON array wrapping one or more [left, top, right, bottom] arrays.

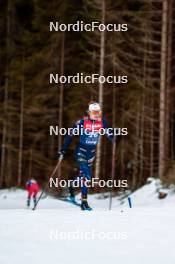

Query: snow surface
[[0, 179, 175, 264]]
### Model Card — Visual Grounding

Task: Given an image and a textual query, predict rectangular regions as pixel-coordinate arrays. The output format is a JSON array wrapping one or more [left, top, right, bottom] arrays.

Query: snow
[[0, 179, 175, 264]]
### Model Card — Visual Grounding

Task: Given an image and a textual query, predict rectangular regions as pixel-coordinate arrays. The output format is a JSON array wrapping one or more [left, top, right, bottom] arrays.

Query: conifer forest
[[0, 0, 175, 194]]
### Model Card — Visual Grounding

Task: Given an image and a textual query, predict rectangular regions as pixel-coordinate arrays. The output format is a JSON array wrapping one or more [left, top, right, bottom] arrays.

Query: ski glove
[[57, 150, 65, 159]]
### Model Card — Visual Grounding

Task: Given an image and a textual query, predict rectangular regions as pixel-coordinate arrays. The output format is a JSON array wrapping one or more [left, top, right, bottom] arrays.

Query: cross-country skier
[[26, 178, 40, 208], [58, 102, 114, 210]]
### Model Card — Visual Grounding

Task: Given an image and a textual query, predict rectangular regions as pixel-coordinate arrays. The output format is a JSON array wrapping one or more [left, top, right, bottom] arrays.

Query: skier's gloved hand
[[57, 150, 65, 160]]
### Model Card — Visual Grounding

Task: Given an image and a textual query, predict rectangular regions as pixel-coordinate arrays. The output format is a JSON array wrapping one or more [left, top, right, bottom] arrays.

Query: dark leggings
[[73, 146, 95, 196]]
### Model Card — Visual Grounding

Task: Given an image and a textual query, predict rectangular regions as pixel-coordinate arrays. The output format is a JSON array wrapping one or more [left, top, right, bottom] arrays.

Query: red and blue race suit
[[61, 117, 114, 195], [26, 179, 40, 206]]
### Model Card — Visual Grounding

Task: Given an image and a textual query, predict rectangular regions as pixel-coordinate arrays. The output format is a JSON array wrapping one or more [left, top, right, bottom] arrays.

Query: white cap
[[88, 102, 101, 112]]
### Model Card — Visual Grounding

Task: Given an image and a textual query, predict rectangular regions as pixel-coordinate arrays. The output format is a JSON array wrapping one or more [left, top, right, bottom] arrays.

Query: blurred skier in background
[[26, 178, 40, 208]]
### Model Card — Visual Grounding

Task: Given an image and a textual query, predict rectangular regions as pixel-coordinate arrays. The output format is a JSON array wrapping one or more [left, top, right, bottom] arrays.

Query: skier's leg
[[68, 147, 87, 200], [68, 164, 90, 205], [80, 154, 95, 194], [27, 197, 30, 207], [78, 163, 93, 210], [70, 147, 94, 210], [27, 191, 32, 207], [68, 169, 83, 202], [81, 154, 95, 210], [68, 185, 75, 200], [33, 190, 37, 206]]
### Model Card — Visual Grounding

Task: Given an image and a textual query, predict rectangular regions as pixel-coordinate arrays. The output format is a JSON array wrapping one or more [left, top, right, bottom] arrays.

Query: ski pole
[[32, 156, 63, 210], [128, 196, 132, 208], [109, 136, 116, 210]]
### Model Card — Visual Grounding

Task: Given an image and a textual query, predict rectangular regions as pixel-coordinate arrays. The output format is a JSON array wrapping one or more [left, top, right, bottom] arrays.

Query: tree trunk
[[159, 0, 168, 179], [111, 74, 116, 180], [17, 56, 24, 186], [58, 32, 65, 179], [0, 0, 11, 187], [165, 0, 172, 163], [150, 90, 154, 177], [95, 0, 105, 179], [29, 149, 33, 179], [132, 102, 140, 190]]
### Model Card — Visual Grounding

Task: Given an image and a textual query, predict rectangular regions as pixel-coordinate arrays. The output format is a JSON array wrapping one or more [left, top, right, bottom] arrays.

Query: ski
[[58, 197, 93, 211], [58, 197, 81, 207], [81, 206, 93, 211]]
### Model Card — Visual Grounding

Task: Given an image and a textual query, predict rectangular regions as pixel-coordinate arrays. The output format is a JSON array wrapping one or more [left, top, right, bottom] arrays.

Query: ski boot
[[69, 185, 76, 203], [81, 195, 92, 211], [27, 198, 30, 208]]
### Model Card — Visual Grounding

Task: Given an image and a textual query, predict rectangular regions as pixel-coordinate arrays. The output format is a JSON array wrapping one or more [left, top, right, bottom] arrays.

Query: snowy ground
[[1, 179, 175, 264]]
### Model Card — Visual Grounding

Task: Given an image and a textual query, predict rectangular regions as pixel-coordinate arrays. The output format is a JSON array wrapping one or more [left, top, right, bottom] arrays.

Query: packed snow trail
[[0, 181, 175, 264]]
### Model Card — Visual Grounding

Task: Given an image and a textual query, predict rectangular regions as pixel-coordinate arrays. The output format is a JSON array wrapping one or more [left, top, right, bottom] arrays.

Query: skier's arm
[[59, 119, 83, 153], [25, 181, 30, 191], [102, 118, 115, 142]]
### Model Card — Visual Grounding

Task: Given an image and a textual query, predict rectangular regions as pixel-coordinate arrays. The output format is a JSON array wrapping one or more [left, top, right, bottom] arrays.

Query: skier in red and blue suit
[[58, 102, 114, 210], [26, 179, 40, 208]]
